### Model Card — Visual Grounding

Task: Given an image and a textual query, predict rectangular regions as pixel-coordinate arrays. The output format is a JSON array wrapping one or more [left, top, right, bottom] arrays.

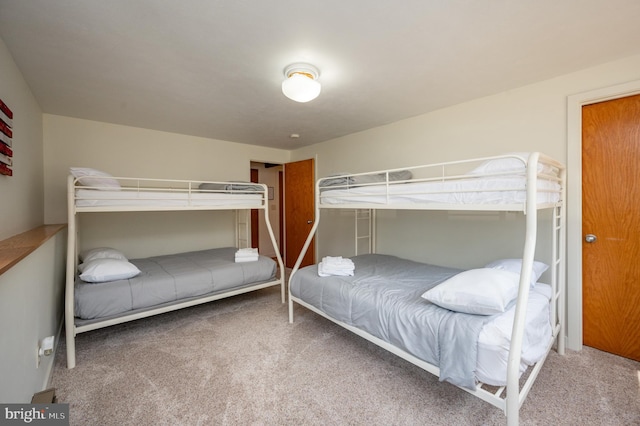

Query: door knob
[[585, 234, 597, 243], [307, 220, 313, 224]]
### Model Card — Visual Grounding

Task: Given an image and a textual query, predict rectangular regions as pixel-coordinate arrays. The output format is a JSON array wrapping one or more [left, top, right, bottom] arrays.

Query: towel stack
[[235, 247, 259, 263], [318, 256, 355, 277]]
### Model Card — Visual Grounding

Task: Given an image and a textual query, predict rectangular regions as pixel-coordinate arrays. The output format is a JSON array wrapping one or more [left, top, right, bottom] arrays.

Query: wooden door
[[278, 170, 284, 259], [284, 158, 315, 268], [582, 93, 640, 361], [250, 168, 259, 249]]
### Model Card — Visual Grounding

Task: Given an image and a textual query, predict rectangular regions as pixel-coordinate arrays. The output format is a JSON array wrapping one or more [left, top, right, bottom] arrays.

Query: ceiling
[[1, 1, 639, 150]]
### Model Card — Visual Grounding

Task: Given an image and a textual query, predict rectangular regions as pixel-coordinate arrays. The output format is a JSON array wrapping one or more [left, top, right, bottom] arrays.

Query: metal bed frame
[[65, 174, 285, 369], [288, 152, 566, 426]]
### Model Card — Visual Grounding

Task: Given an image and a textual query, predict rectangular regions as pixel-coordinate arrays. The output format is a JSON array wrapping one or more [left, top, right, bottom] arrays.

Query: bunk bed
[[288, 152, 566, 426], [65, 168, 285, 369]]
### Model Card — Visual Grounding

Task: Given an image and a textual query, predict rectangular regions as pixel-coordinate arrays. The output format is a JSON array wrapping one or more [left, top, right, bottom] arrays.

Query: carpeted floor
[[51, 286, 640, 426]]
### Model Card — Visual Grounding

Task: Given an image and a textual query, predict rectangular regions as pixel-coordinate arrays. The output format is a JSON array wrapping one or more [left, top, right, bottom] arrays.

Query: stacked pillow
[[468, 152, 556, 176], [70, 167, 121, 190], [78, 247, 140, 283], [483, 258, 549, 289], [421, 259, 549, 315]]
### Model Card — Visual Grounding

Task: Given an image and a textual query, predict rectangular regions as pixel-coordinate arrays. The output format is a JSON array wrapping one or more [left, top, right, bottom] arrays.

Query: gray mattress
[[75, 247, 277, 322], [289, 254, 498, 389]]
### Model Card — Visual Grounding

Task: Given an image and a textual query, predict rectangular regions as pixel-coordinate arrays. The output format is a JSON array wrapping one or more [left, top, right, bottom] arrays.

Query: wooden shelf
[[0, 224, 66, 275]]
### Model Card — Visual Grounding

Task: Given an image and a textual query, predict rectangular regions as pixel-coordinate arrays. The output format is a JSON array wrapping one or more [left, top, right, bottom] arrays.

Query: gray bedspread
[[289, 254, 496, 389], [75, 247, 277, 321]]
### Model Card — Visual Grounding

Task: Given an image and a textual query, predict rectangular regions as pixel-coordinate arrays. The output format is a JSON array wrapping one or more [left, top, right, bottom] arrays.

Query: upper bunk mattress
[[289, 254, 552, 388], [75, 247, 276, 321], [319, 176, 561, 206], [75, 189, 263, 208]]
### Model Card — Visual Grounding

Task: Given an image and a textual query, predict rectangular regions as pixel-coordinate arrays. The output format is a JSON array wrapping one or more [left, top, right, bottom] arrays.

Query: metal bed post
[[505, 151, 539, 426], [260, 186, 286, 303], [288, 178, 322, 322], [557, 166, 567, 355]]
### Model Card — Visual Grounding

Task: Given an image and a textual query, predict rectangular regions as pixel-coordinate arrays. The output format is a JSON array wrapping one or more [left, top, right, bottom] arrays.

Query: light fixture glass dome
[[282, 64, 321, 103]]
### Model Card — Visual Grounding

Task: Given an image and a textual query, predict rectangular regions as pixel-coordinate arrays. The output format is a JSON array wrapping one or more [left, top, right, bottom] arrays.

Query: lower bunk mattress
[[75, 247, 277, 322], [289, 254, 552, 389]]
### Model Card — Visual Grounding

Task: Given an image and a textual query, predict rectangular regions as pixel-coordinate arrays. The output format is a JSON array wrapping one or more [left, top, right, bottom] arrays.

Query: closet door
[[582, 93, 640, 361]]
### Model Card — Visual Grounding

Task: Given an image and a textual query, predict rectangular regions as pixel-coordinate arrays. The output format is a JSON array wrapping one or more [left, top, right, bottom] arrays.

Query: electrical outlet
[[36, 336, 54, 368]]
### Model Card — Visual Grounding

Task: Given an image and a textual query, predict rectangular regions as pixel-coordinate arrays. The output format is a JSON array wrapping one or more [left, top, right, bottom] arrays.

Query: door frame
[[566, 79, 640, 351]]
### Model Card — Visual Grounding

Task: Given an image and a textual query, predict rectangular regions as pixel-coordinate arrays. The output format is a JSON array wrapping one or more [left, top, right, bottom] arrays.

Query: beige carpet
[[51, 286, 640, 425]]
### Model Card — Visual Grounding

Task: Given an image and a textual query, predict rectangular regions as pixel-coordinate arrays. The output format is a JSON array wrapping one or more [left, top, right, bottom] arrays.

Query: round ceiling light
[[282, 63, 321, 103]]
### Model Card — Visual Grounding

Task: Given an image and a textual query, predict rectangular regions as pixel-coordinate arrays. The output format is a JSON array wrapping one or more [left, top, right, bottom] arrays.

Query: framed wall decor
[[0, 98, 13, 176]]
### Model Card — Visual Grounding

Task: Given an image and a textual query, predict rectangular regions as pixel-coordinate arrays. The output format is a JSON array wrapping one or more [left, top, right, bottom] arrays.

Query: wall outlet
[[36, 335, 55, 368]]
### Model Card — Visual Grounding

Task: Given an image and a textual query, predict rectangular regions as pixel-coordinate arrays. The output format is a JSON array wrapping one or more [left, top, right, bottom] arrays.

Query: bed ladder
[[355, 209, 375, 255], [236, 209, 251, 249]]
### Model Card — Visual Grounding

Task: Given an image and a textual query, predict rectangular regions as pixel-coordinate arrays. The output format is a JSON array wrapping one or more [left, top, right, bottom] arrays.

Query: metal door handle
[[585, 234, 597, 243], [307, 220, 313, 224]]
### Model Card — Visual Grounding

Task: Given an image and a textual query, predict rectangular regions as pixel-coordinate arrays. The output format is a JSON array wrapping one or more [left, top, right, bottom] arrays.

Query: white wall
[[0, 38, 44, 240], [43, 115, 290, 258], [292, 53, 640, 350]]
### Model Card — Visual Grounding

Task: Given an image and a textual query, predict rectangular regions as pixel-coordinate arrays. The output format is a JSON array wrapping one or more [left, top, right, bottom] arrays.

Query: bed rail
[[316, 152, 564, 212], [70, 175, 269, 212]]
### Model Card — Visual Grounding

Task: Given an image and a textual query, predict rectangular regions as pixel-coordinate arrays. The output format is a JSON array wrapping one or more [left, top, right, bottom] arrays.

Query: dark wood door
[[582, 93, 640, 361], [250, 168, 259, 249], [284, 158, 315, 268]]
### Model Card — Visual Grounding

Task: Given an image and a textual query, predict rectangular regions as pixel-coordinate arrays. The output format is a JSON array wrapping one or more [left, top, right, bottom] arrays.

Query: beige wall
[[295, 53, 640, 178], [0, 38, 44, 240], [43, 115, 290, 258], [0, 233, 66, 402]]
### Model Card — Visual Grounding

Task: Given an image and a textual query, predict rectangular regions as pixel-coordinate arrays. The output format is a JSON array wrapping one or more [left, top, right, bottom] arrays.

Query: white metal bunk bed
[[287, 152, 566, 426], [65, 170, 285, 369]]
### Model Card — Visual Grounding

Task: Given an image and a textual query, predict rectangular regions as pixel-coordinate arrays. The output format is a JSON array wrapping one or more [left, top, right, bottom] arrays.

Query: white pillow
[[80, 247, 128, 263], [70, 167, 121, 190], [421, 268, 521, 315], [469, 153, 555, 175], [484, 258, 549, 288], [79, 259, 140, 283]]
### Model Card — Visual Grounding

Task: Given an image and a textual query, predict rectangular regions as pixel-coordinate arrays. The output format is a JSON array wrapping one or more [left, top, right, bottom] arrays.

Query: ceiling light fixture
[[282, 63, 321, 103]]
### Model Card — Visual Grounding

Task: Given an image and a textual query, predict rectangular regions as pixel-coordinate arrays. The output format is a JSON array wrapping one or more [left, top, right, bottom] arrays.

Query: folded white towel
[[235, 248, 259, 262], [235, 248, 259, 259], [321, 256, 354, 267], [235, 253, 259, 259], [318, 256, 355, 277], [236, 248, 258, 255], [237, 247, 258, 253], [235, 256, 259, 263]]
